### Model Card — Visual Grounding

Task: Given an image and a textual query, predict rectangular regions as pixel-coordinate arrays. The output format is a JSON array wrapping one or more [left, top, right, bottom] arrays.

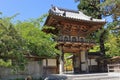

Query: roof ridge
[[57, 7, 79, 13], [51, 5, 79, 13]]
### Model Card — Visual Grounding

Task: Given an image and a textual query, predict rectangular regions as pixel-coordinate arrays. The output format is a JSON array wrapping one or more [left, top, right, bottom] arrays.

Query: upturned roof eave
[[47, 6, 106, 24], [49, 13, 106, 24]]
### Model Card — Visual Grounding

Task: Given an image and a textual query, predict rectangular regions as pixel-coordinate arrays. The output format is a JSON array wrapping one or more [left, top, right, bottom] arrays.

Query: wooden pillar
[[59, 46, 64, 74], [85, 51, 89, 73], [73, 53, 81, 74], [89, 58, 92, 72], [81, 51, 89, 73], [79, 52, 81, 72], [56, 55, 59, 74], [45, 59, 48, 75]]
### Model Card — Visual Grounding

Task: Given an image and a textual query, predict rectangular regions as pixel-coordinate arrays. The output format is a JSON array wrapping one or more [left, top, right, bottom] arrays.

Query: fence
[[107, 64, 120, 77]]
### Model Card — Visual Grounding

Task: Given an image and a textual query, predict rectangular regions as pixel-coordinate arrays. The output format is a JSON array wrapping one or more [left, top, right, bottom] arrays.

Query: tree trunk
[[99, 30, 106, 55], [99, 30, 106, 72]]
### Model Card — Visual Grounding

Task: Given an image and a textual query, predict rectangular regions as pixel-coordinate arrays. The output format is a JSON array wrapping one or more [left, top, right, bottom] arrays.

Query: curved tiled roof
[[49, 6, 106, 23]]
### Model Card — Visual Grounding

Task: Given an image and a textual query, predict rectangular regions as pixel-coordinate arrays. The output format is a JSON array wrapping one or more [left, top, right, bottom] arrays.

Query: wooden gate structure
[[44, 6, 106, 74]]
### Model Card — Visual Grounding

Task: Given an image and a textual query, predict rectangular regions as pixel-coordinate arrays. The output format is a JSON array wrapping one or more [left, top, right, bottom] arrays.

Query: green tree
[[77, 0, 108, 55], [101, 0, 120, 57], [105, 21, 120, 57], [0, 14, 58, 71], [101, 0, 120, 20], [15, 21, 58, 57], [77, 0, 101, 19], [105, 33, 120, 57], [0, 17, 27, 70], [102, 0, 120, 57]]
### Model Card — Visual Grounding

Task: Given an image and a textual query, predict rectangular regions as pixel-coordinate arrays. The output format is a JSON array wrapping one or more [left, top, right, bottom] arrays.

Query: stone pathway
[[44, 73, 120, 80]]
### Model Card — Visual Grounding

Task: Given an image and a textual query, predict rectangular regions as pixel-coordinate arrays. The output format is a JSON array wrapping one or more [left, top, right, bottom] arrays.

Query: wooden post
[[73, 53, 81, 74], [85, 51, 89, 73], [56, 55, 59, 74], [46, 59, 48, 75], [79, 52, 81, 72], [107, 64, 109, 73], [59, 46, 64, 74], [90, 58, 91, 72]]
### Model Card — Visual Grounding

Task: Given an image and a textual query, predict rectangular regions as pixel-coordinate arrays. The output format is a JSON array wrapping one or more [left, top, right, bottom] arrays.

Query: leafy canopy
[[15, 21, 58, 57], [0, 14, 58, 70]]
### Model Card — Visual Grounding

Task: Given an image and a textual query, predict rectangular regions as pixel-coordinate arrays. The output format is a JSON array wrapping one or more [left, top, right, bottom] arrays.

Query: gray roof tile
[[49, 6, 106, 23]]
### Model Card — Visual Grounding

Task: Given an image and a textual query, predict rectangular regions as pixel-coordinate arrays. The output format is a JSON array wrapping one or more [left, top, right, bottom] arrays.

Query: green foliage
[[15, 22, 58, 57], [107, 21, 120, 41], [27, 14, 48, 28], [77, 0, 116, 56], [89, 45, 100, 52], [104, 21, 120, 57], [42, 26, 56, 34], [105, 33, 120, 57], [76, 0, 120, 58], [0, 17, 27, 69], [77, 0, 120, 19], [0, 14, 58, 71], [101, 0, 120, 19], [0, 59, 11, 67], [78, 0, 101, 18], [86, 28, 109, 42], [64, 53, 72, 67]]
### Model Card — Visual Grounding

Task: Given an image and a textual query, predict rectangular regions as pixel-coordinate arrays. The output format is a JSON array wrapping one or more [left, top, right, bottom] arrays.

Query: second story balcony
[[55, 36, 95, 44]]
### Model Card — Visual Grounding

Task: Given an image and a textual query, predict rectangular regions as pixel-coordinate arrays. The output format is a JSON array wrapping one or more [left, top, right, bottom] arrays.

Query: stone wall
[[0, 61, 43, 80]]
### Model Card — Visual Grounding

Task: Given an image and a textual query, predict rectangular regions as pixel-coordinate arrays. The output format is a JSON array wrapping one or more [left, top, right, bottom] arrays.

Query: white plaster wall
[[48, 59, 56, 66], [88, 59, 97, 65], [81, 51, 86, 71], [81, 64, 86, 71], [43, 59, 56, 66], [43, 59, 46, 66]]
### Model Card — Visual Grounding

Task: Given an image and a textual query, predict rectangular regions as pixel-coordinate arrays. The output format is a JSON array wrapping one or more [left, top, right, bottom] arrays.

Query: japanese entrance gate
[[44, 6, 105, 74]]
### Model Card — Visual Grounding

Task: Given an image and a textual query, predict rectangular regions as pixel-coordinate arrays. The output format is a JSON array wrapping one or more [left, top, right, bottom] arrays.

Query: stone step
[[44, 73, 120, 80], [73, 76, 119, 80], [54, 73, 108, 79], [65, 73, 108, 77]]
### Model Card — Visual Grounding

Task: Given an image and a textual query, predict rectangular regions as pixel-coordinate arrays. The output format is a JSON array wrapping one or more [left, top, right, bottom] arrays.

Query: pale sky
[[0, 0, 78, 21], [0, 0, 112, 22]]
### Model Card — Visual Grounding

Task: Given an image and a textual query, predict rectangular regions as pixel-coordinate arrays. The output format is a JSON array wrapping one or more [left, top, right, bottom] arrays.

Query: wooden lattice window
[[64, 36, 69, 41], [72, 37, 77, 42]]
